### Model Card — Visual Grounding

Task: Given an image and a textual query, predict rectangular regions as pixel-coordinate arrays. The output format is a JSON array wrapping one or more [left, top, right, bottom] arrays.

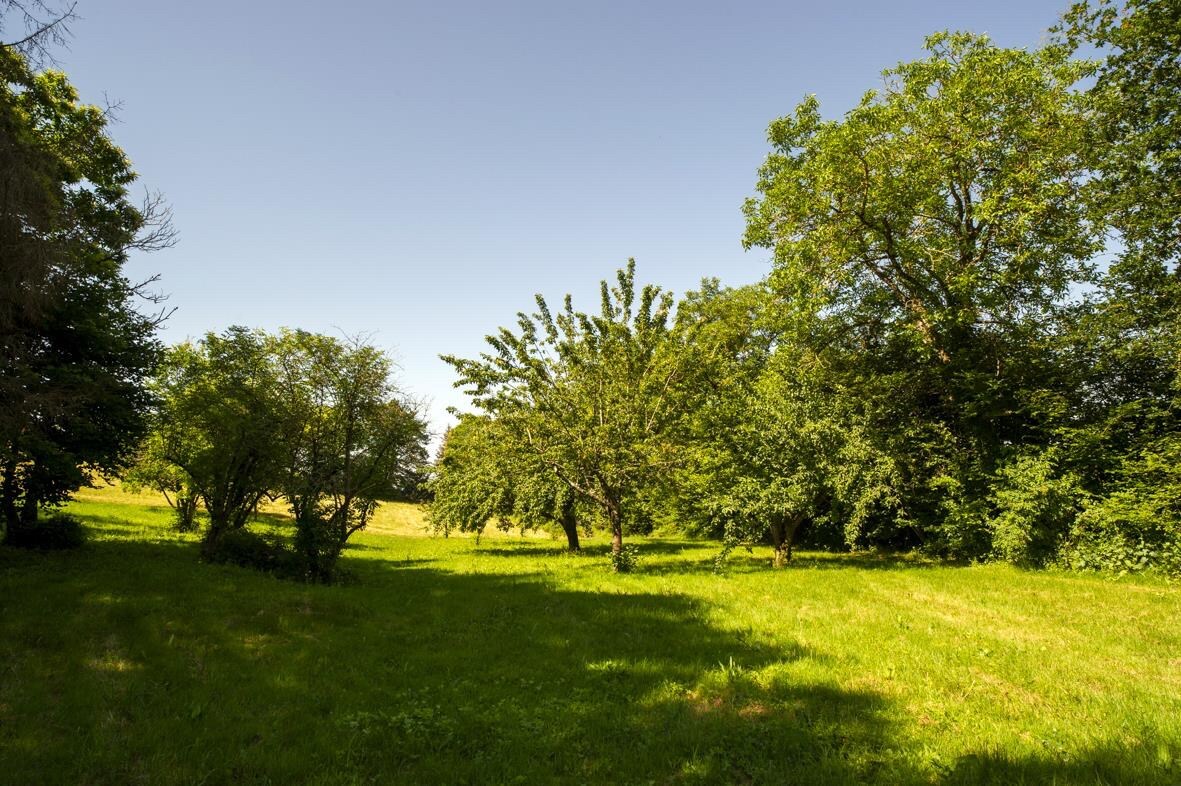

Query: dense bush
[[293, 514, 348, 584], [4, 512, 86, 550], [203, 529, 296, 575], [988, 451, 1086, 567], [1058, 437, 1181, 576]]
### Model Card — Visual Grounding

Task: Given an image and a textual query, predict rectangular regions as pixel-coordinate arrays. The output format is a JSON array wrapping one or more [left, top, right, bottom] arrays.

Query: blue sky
[[61, 0, 1071, 439]]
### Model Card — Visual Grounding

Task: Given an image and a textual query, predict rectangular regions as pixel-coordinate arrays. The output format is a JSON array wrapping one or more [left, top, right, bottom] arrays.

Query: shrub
[[988, 451, 1084, 567], [1059, 436, 1181, 577], [204, 529, 295, 575], [293, 514, 346, 584], [1060, 495, 1181, 577], [4, 512, 86, 550], [930, 473, 991, 560], [610, 544, 640, 573]]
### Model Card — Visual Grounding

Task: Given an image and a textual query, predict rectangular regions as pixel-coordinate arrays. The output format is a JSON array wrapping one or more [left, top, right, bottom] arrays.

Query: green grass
[[1, 486, 1178, 784]]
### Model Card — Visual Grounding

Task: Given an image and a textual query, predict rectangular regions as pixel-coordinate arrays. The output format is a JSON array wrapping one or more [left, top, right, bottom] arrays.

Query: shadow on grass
[[469, 539, 720, 559], [0, 535, 898, 784], [1, 535, 1175, 784]]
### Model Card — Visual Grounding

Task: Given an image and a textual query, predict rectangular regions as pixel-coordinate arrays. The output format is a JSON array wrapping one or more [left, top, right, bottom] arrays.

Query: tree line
[[433, 2, 1180, 576], [1, 1, 1176, 579]]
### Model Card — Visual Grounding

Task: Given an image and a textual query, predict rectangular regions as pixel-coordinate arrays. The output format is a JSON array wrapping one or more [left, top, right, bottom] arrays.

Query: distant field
[[0, 486, 1177, 784]]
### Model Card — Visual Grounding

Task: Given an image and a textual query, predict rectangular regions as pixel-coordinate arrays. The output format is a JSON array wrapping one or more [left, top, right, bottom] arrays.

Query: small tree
[[430, 415, 586, 551], [124, 430, 201, 531], [273, 331, 428, 581], [153, 328, 285, 553], [444, 261, 691, 563], [671, 284, 889, 566]]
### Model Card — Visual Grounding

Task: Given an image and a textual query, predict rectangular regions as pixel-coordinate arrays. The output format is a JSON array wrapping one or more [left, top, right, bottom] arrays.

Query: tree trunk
[[771, 514, 804, 568], [176, 493, 198, 531], [202, 502, 230, 556], [1, 457, 19, 536], [18, 486, 37, 526], [606, 500, 623, 556], [559, 510, 581, 552], [770, 517, 788, 568]]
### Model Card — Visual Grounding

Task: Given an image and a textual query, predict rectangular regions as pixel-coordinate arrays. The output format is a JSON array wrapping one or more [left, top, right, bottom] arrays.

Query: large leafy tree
[[1050, 0, 1181, 573], [0, 46, 171, 537], [443, 261, 690, 560], [742, 33, 1101, 555], [1061, 0, 1180, 262]]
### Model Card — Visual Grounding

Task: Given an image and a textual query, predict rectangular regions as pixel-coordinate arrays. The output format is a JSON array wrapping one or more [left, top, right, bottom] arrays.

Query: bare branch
[[0, 1, 78, 66]]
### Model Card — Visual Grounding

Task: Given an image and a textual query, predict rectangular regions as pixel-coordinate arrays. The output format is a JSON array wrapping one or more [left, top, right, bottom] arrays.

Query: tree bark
[[19, 491, 37, 526], [770, 517, 788, 568], [606, 499, 623, 556], [559, 510, 581, 552], [771, 514, 804, 568]]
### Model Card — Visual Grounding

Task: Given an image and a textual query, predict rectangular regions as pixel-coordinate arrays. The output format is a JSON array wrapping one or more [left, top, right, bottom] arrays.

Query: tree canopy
[[443, 260, 694, 563], [0, 45, 170, 537]]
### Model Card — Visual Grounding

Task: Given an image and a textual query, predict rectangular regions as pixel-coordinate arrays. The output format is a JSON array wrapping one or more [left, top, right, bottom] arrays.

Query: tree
[[1060, 0, 1180, 263], [1050, 0, 1181, 574], [671, 283, 890, 566], [152, 328, 285, 553], [443, 261, 691, 564], [429, 414, 587, 551], [0, 46, 170, 538], [742, 33, 1101, 555], [273, 330, 428, 581], [123, 429, 201, 531]]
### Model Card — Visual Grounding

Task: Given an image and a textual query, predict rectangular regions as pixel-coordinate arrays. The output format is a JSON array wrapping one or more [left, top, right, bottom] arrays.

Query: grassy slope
[[0, 486, 1178, 785]]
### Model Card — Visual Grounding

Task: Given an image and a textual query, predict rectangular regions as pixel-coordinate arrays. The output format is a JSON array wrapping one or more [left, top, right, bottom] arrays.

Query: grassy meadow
[[1, 485, 1178, 785]]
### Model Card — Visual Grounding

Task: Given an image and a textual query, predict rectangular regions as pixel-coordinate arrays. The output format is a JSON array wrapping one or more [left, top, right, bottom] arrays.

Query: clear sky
[[60, 0, 1071, 439]]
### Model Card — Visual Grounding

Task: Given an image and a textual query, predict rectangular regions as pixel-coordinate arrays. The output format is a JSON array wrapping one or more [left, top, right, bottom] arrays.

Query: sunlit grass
[[0, 485, 1177, 784]]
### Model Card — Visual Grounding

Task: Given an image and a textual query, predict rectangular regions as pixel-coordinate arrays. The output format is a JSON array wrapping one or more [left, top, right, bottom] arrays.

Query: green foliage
[[609, 543, 640, 573], [202, 528, 296, 575], [1047, 0, 1181, 573], [741, 32, 1106, 559], [1061, 434, 1181, 575], [744, 32, 1097, 355], [123, 431, 201, 531], [272, 329, 428, 582], [429, 414, 588, 550], [3, 510, 84, 550], [427, 415, 520, 538], [444, 260, 692, 558], [145, 328, 428, 581], [0, 46, 167, 536], [1059, 0, 1181, 261], [152, 328, 285, 549], [987, 450, 1086, 566]]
